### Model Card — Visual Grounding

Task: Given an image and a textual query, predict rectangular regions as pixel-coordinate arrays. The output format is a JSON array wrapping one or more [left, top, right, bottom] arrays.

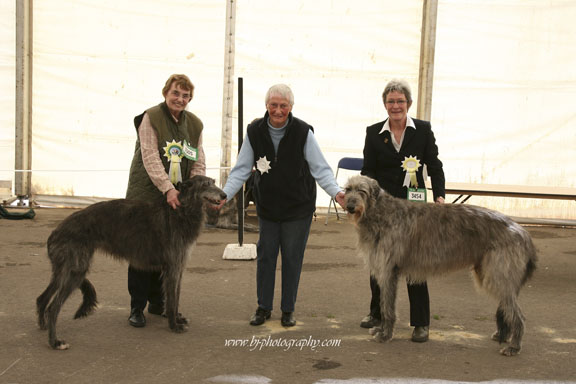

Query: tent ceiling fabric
[[1, 0, 575, 219]]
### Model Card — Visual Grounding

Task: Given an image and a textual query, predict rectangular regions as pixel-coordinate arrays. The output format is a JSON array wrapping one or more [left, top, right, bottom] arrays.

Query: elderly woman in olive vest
[[125, 74, 205, 328]]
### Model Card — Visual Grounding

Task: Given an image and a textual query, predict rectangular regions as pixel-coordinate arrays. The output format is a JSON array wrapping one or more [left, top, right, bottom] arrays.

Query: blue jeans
[[256, 214, 313, 313]]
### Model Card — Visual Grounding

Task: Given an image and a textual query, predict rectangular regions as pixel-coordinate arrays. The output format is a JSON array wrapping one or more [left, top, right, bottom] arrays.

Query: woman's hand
[[215, 198, 227, 210], [166, 189, 181, 210], [335, 191, 346, 209]]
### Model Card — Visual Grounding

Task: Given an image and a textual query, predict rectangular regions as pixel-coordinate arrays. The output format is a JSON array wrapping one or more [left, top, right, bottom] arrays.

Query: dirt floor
[[1, 207, 575, 384]]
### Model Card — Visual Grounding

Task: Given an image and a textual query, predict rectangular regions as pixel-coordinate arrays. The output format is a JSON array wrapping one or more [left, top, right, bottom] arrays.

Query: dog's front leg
[[163, 266, 187, 333], [370, 266, 399, 343], [174, 267, 188, 325]]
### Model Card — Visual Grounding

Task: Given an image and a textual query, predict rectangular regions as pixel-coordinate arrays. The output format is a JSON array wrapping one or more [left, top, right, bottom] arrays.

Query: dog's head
[[177, 175, 226, 209], [344, 175, 382, 223]]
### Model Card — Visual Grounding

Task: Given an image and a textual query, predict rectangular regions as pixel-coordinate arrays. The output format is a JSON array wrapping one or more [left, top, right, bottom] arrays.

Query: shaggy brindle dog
[[344, 175, 537, 356], [36, 175, 226, 350]]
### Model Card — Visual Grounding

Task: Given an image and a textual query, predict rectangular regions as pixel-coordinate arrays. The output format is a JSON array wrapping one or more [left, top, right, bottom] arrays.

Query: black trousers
[[128, 265, 164, 311], [369, 276, 430, 327]]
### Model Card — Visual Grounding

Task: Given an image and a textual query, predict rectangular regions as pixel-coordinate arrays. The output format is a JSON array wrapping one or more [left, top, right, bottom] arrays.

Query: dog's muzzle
[[204, 191, 227, 206], [346, 204, 356, 214]]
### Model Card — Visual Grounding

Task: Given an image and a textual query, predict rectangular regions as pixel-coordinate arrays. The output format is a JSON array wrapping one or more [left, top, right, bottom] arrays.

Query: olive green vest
[[126, 102, 203, 201]]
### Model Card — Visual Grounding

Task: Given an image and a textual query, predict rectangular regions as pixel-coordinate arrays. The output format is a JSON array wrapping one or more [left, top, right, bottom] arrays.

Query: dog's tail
[[520, 230, 537, 287], [74, 279, 98, 319], [521, 254, 537, 287]]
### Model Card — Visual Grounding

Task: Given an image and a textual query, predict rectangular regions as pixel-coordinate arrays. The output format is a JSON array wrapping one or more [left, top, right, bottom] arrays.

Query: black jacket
[[361, 118, 445, 200], [247, 112, 316, 221]]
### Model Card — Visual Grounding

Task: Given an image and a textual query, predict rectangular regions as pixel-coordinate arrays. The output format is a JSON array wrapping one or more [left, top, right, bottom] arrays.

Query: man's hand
[[166, 189, 181, 210], [335, 191, 346, 209], [435, 196, 445, 204]]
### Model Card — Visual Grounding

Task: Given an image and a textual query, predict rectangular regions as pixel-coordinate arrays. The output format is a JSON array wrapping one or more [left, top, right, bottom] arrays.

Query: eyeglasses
[[170, 90, 191, 100], [267, 102, 291, 110], [385, 100, 407, 106]]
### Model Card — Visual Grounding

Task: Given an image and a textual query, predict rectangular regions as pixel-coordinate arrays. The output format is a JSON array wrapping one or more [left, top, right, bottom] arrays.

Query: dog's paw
[[500, 346, 520, 356], [176, 315, 189, 325], [371, 331, 385, 342], [52, 339, 70, 350], [170, 323, 188, 333], [373, 331, 392, 343], [370, 329, 392, 343]]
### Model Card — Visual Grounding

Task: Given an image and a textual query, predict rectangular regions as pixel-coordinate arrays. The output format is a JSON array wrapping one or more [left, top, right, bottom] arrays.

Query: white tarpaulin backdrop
[[1, 0, 575, 219]]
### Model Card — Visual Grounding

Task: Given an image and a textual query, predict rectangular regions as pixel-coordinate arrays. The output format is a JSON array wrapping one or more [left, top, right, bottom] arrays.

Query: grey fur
[[205, 195, 258, 232], [344, 175, 537, 356], [36, 175, 226, 350]]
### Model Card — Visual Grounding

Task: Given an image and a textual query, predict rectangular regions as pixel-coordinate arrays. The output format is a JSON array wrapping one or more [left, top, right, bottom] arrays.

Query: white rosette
[[401, 155, 422, 188]]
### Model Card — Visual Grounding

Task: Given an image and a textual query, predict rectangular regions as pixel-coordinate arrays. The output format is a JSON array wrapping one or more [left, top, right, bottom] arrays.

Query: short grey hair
[[265, 84, 294, 106], [382, 79, 412, 103]]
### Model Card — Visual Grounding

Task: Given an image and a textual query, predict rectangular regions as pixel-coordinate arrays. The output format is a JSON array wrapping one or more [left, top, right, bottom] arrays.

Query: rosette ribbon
[[401, 155, 422, 188], [164, 140, 185, 184]]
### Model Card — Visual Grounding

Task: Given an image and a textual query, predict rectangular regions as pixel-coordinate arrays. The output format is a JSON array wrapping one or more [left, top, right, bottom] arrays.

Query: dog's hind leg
[[74, 279, 98, 319], [496, 296, 525, 356], [37, 279, 57, 330], [492, 306, 511, 343], [46, 272, 85, 350], [370, 266, 400, 343]]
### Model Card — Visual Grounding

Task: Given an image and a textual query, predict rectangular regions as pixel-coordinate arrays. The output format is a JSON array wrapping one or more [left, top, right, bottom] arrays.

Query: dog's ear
[[177, 177, 199, 198], [369, 177, 382, 200], [176, 177, 199, 207]]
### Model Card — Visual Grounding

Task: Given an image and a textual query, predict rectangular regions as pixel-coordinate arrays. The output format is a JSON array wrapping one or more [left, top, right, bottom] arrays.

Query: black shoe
[[360, 314, 381, 328], [148, 303, 164, 316], [281, 312, 296, 327], [411, 326, 429, 342], [250, 308, 271, 326], [129, 308, 146, 328]]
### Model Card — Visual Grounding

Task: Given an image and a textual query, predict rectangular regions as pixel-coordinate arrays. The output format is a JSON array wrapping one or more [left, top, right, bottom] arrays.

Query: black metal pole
[[237, 77, 244, 246]]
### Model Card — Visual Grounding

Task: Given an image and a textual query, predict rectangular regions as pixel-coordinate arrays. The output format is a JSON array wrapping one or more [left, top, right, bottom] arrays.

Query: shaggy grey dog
[[205, 195, 258, 232], [36, 175, 226, 350], [344, 175, 537, 356]]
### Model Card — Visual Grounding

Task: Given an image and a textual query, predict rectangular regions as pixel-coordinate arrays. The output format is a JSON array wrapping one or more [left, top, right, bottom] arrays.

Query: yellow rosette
[[401, 155, 422, 188], [163, 140, 184, 184]]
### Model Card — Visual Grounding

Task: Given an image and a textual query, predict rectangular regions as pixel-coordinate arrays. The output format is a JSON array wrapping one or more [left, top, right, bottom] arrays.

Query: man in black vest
[[125, 74, 205, 327], [220, 84, 345, 327]]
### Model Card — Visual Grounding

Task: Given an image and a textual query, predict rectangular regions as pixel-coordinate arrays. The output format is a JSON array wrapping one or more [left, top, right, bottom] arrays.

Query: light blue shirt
[[223, 118, 342, 200]]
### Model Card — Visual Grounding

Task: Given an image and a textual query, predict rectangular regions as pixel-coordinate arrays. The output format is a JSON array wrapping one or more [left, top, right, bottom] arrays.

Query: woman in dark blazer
[[360, 79, 446, 343]]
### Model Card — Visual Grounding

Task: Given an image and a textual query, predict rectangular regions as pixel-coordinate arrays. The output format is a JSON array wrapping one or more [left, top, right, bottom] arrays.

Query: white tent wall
[[23, 0, 225, 197], [231, 0, 423, 208], [433, 0, 576, 219], [1, 1, 575, 219]]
